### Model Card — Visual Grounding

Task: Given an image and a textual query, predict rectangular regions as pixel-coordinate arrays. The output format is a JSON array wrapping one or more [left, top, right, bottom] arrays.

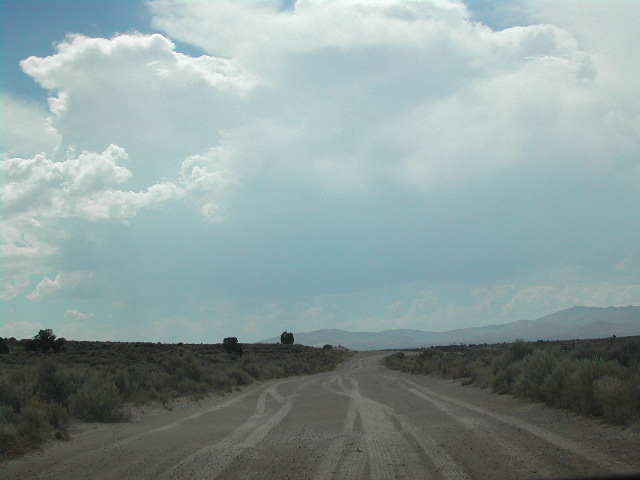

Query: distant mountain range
[[260, 306, 640, 350]]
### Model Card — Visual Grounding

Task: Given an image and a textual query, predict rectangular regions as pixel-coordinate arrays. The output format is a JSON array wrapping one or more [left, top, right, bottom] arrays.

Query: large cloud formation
[[1, 0, 639, 341]]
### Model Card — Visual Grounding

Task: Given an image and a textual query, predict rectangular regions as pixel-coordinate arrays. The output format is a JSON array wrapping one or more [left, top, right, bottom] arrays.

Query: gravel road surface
[[4, 351, 639, 479]]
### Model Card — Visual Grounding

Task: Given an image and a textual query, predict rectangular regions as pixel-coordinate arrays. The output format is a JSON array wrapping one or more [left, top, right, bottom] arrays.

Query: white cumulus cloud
[[2, 0, 639, 341], [64, 309, 94, 321]]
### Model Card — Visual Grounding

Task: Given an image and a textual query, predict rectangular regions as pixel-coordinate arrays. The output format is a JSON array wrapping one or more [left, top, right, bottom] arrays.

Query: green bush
[[562, 357, 624, 416], [70, 378, 128, 422], [15, 399, 52, 444], [493, 362, 522, 394], [539, 358, 574, 407], [593, 376, 639, 424], [384, 338, 640, 426], [512, 348, 561, 400], [1, 369, 34, 413]]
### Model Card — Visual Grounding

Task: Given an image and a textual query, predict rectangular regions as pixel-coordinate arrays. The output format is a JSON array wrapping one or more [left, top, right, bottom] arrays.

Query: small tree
[[0, 337, 9, 354], [25, 329, 66, 352], [223, 337, 243, 355], [280, 331, 294, 345]]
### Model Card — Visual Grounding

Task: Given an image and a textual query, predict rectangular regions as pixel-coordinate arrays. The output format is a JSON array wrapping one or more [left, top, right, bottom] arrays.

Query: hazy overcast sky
[[2, 0, 639, 343]]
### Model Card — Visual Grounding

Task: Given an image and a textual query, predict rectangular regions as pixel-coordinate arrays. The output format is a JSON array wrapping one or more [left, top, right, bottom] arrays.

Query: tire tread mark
[[158, 383, 294, 480], [396, 378, 637, 474]]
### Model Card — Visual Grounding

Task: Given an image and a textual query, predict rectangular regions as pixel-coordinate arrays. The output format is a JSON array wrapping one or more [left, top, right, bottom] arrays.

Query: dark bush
[[52, 337, 66, 352], [23, 329, 66, 352], [0, 337, 10, 354], [280, 331, 294, 345], [223, 337, 243, 355]]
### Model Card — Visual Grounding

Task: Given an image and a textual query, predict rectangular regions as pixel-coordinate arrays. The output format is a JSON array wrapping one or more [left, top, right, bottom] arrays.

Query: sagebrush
[[384, 336, 640, 426]]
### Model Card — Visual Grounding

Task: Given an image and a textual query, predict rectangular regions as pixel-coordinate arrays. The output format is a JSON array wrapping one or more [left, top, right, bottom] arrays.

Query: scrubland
[[385, 336, 640, 426], [0, 338, 350, 459]]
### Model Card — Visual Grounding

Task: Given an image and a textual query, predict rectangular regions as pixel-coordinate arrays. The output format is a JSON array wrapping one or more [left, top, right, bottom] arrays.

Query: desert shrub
[[209, 372, 234, 392], [384, 354, 404, 370], [491, 351, 515, 374], [493, 362, 523, 394], [227, 367, 253, 386], [593, 376, 639, 424], [323, 344, 333, 349], [111, 370, 138, 401], [512, 348, 561, 400], [259, 363, 286, 379], [607, 341, 640, 366], [36, 360, 81, 405], [0, 368, 37, 412], [539, 358, 575, 407], [0, 406, 19, 454], [468, 363, 493, 388], [15, 399, 52, 443], [161, 355, 184, 375], [0, 337, 10, 354], [239, 356, 263, 381], [70, 378, 128, 422], [46, 402, 70, 430], [562, 357, 624, 416], [510, 339, 533, 361], [183, 356, 204, 382], [384, 339, 640, 426]]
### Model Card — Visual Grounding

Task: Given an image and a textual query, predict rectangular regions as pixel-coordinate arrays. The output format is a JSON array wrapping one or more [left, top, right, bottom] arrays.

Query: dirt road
[[4, 351, 639, 479]]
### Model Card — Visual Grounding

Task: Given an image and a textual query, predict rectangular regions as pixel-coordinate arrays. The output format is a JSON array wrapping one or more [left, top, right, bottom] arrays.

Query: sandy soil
[[3, 351, 639, 479]]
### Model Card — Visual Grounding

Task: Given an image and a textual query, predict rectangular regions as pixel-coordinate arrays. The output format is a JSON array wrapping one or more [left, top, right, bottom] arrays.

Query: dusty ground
[[3, 351, 639, 479]]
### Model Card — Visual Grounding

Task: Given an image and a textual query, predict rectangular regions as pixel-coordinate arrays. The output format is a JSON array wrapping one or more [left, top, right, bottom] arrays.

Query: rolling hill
[[260, 306, 640, 350]]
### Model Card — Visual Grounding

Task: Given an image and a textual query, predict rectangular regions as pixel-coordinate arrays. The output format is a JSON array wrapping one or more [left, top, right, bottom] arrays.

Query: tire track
[[317, 374, 466, 479], [0, 383, 274, 480], [392, 414, 469, 480], [394, 377, 638, 475], [112, 383, 270, 449], [396, 383, 555, 478], [158, 381, 296, 480], [314, 377, 358, 480]]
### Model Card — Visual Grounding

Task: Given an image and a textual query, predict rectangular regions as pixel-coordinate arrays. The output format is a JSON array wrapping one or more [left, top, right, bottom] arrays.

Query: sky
[[1, 0, 639, 343]]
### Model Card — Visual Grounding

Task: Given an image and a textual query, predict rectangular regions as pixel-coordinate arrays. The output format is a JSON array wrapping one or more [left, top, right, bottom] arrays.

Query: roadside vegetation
[[384, 336, 640, 426], [0, 333, 351, 459]]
